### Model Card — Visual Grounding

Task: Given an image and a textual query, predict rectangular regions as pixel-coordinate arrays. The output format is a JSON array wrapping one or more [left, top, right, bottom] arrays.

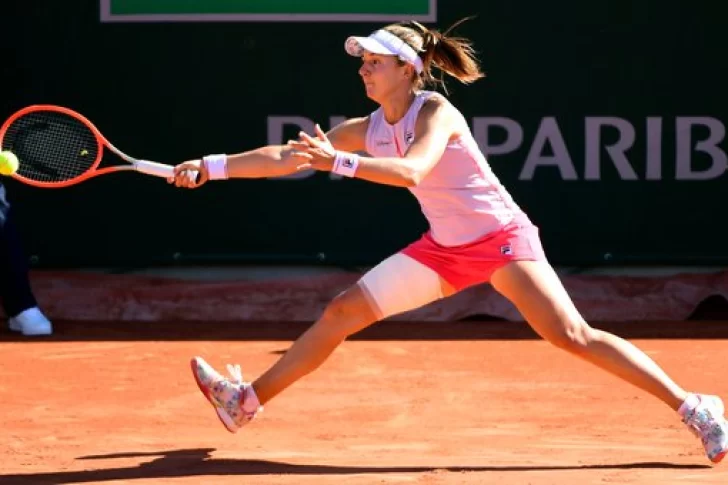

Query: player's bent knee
[[358, 253, 445, 321], [318, 285, 380, 337], [547, 319, 594, 354]]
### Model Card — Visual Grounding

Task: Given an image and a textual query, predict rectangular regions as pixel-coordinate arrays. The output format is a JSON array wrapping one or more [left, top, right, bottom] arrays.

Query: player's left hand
[[288, 124, 336, 171]]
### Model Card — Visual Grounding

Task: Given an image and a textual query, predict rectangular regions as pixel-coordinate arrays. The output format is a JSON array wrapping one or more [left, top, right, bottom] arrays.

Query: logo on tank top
[[500, 244, 513, 256], [405, 132, 414, 145]]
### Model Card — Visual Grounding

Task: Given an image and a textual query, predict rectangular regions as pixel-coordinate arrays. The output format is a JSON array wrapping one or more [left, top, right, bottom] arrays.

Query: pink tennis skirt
[[401, 215, 546, 291]]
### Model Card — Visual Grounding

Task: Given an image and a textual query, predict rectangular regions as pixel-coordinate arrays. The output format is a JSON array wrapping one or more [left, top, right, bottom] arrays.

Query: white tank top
[[365, 90, 526, 247]]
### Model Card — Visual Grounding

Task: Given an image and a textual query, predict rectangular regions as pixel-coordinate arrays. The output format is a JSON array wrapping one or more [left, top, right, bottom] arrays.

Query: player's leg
[[191, 252, 455, 432], [490, 259, 727, 463], [250, 282, 380, 405]]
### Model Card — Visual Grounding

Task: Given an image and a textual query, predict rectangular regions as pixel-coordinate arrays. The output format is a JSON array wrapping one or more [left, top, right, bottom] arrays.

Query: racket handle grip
[[134, 160, 175, 178]]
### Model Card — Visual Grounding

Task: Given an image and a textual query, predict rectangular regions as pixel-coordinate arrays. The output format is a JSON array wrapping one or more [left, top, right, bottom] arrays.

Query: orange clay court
[[2, 319, 728, 485]]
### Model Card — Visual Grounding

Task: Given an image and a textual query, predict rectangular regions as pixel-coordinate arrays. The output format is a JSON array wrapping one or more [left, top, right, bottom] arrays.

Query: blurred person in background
[[0, 179, 52, 335]]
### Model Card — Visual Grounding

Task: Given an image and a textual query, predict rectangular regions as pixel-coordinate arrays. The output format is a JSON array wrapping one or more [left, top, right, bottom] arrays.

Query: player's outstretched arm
[[169, 117, 368, 189], [168, 145, 308, 189]]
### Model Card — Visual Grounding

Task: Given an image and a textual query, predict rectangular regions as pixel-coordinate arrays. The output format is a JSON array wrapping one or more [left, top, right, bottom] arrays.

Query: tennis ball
[[0, 150, 19, 176]]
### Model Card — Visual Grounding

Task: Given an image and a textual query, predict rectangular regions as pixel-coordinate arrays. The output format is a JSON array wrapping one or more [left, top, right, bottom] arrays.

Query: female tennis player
[[170, 19, 727, 463]]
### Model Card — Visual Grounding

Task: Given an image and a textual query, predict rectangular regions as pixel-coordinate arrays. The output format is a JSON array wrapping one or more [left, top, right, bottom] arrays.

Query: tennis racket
[[0, 105, 177, 188]]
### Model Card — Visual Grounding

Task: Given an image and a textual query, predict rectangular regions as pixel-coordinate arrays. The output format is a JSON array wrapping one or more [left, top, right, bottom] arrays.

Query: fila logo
[[342, 157, 355, 168], [500, 245, 513, 255], [405, 132, 414, 144]]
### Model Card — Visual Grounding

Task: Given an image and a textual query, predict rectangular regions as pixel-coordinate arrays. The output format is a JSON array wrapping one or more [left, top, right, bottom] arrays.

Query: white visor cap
[[345, 29, 424, 74]]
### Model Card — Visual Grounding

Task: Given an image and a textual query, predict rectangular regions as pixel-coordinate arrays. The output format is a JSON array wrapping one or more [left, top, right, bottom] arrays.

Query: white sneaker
[[682, 394, 728, 464], [8, 307, 53, 336], [190, 357, 262, 433]]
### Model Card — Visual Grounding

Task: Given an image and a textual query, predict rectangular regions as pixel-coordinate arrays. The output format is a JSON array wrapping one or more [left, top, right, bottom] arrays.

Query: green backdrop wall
[[2, 1, 726, 267]]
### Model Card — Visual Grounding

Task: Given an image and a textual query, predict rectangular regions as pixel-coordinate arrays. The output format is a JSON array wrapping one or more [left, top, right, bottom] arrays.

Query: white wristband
[[332, 152, 360, 178], [202, 154, 229, 180]]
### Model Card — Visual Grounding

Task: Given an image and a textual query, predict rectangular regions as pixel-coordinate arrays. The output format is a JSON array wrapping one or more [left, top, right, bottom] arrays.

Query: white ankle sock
[[678, 393, 701, 418]]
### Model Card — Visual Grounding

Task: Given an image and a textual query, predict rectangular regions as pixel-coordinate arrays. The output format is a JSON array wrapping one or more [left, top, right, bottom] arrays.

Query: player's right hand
[[169, 160, 208, 189]]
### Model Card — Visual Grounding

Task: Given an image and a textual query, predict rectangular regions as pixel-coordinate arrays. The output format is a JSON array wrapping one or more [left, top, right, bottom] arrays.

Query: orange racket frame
[[0, 105, 174, 188]]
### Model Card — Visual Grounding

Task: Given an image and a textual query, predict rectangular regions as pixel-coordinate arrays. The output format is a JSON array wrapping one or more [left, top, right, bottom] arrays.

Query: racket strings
[[2, 111, 99, 183]]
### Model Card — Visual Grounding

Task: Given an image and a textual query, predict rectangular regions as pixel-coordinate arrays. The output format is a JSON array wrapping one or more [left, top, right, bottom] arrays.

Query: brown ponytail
[[384, 17, 485, 91]]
